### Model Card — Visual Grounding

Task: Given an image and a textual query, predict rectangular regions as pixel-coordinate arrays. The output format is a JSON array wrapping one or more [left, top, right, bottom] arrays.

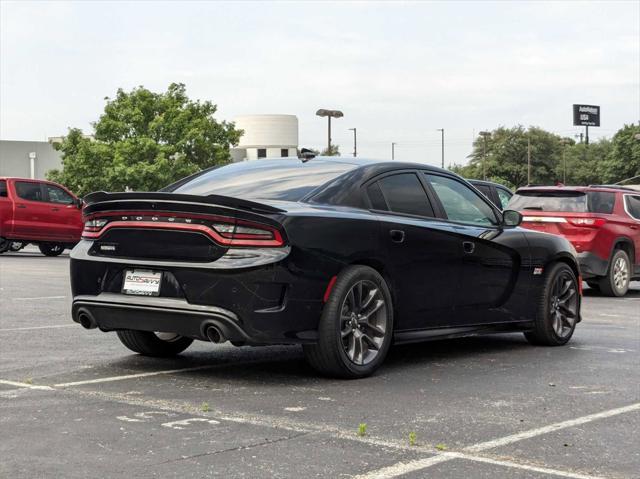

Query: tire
[[0, 237, 9, 254], [303, 265, 394, 379], [586, 281, 600, 291], [598, 249, 631, 297], [116, 330, 193, 357], [38, 243, 65, 256], [525, 262, 580, 346]]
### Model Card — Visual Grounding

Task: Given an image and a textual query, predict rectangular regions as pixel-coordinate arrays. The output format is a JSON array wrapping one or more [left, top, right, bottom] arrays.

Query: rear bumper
[[577, 251, 608, 278], [69, 241, 331, 345], [72, 294, 255, 343]]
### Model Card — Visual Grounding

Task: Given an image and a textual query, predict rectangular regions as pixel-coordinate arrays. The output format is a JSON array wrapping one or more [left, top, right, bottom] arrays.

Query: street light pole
[[316, 109, 344, 154], [527, 136, 532, 185], [391, 142, 397, 160], [560, 138, 569, 184], [479, 131, 490, 180], [348, 128, 357, 157], [437, 128, 444, 169]]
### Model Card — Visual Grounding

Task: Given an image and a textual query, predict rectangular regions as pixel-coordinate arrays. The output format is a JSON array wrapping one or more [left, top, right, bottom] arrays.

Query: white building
[[231, 114, 298, 161]]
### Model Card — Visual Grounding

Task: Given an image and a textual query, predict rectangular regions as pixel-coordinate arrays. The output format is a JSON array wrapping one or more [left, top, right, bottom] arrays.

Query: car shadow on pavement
[[99, 334, 535, 384]]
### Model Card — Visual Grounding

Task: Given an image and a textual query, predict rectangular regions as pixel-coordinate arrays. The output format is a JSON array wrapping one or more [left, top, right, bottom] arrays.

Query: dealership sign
[[573, 104, 600, 127]]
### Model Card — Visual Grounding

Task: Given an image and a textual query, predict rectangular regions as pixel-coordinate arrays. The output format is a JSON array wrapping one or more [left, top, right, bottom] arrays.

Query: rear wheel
[[38, 243, 65, 256], [303, 265, 394, 379], [116, 330, 193, 357], [525, 262, 579, 346], [0, 237, 10, 253], [598, 249, 630, 297]]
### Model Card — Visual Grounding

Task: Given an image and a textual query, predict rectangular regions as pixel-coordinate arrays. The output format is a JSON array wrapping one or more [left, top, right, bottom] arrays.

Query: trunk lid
[[81, 192, 288, 263]]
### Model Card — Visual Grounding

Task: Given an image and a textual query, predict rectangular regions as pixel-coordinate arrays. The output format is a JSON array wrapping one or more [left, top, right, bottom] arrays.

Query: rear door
[[42, 183, 82, 240], [623, 194, 640, 269], [12, 180, 52, 239], [424, 173, 522, 324], [365, 170, 461, 330]]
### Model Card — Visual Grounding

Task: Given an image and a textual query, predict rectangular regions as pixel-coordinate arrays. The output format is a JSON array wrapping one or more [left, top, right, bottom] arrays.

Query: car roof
[[515, 185, 634, 194], [468, 179, 511, 190]]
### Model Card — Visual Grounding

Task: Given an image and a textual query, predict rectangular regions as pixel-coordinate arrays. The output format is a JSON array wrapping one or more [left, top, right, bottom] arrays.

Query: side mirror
[[502, 210, 523, 227], [75, 198, 83, 209]]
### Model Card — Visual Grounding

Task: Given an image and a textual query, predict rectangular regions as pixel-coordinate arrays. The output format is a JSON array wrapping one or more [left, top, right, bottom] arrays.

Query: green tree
[[452, 126, 564, 188], [561, 139, 612, 186], [320, 144, 341, 156], [47, 83, 242, 195], [599, 124, 640, 183]]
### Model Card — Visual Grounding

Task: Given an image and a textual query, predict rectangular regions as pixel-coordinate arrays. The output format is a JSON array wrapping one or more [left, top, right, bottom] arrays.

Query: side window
[[497, 188, 513, 210], [475, 184, 492, 199], [587, 192, 616, 214], [426, 174, 498, 226], [377, 173, 434, 217], [45, 184, 74, 204], [15, 181, 43, 202], [625, 195, 640, 220], [367, 182, 388, 210], [0, 180, 7, 198]]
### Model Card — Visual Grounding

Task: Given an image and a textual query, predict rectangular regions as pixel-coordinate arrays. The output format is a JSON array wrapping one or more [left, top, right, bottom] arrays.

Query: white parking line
[[0, 324, 75, 332], [465, 402, 640, 452], [53, 365, 220, 387], [354, 402, 640, 479], [11, 296, 67, 301], [446, 452, 606, 479], [0, 379, 54, 391]]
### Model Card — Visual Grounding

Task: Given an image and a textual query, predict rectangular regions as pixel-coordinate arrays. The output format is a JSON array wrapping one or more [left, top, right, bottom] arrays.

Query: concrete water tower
[[231, 114, 299, 161]]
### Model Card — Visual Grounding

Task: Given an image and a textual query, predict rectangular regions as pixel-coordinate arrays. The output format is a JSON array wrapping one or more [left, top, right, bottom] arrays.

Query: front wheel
[[525, 262, 580, 346], [303, 265, 394, 379], [116, 330, 193, 357], [38, 243, 65, 256]]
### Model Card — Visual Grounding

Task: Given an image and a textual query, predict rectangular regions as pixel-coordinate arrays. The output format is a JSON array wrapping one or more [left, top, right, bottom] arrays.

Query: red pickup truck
[[0, 177, 83, 256]]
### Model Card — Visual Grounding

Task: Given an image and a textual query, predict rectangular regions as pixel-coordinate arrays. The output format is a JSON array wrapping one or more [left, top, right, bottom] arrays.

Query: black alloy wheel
[[303, 265, 394, 379], [525, 262, 579, 346]]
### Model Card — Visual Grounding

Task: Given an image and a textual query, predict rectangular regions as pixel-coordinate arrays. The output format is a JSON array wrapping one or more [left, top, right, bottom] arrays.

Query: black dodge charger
[[70, 157, 581, 378]]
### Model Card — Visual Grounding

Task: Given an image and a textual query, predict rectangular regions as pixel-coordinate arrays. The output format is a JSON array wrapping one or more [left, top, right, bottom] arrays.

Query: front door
[[424, 173, 523, 325], [12, 181, 51, 239]]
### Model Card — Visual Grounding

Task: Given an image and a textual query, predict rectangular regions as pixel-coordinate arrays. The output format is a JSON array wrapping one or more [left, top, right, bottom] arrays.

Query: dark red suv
[[509, 185, 640, 296]]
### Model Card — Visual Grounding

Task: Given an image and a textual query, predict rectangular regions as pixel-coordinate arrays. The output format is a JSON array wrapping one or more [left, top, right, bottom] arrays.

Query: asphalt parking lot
[[1, 248, 639, 479]]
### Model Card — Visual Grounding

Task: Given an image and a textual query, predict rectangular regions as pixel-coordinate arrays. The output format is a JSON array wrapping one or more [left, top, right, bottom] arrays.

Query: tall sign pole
[[573, 104, 600, 145]]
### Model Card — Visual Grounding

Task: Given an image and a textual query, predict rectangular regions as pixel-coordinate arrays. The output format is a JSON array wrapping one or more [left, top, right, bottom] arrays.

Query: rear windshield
[[172, 160, 357, 201], [508, 191, 615, 214]]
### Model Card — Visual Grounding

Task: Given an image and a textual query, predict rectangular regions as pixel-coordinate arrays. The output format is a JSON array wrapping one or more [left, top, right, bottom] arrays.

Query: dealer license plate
[[122, 270, 162, 296]]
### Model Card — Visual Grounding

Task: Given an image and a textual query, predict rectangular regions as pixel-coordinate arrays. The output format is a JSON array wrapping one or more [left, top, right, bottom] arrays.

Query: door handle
[[51, 207, 60, 212], [389, 229, 405, 243], [463, 241, 475, 254], [631, 225, 638, 230], [16, 204, 26, 209]]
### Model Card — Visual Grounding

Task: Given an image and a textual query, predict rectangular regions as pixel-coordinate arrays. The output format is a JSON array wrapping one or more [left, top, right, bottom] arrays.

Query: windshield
[[509, 191, 587, 212], [508, 190, 616, 213], [172, 160, 357, 201]]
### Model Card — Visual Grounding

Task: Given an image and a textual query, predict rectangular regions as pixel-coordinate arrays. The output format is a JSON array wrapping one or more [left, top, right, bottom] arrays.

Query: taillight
[[210, 221, 284, 247], [81, 213, 284, 247], [567, 217, 606, 227], [83, 218, 108, 233]]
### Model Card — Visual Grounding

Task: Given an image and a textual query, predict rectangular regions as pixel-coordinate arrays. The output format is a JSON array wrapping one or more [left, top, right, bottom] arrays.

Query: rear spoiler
[[82, 191, 285, 214]]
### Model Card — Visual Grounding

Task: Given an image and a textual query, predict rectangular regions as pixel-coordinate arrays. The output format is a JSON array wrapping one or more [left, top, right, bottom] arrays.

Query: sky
[[1, 0, 638, 166]]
